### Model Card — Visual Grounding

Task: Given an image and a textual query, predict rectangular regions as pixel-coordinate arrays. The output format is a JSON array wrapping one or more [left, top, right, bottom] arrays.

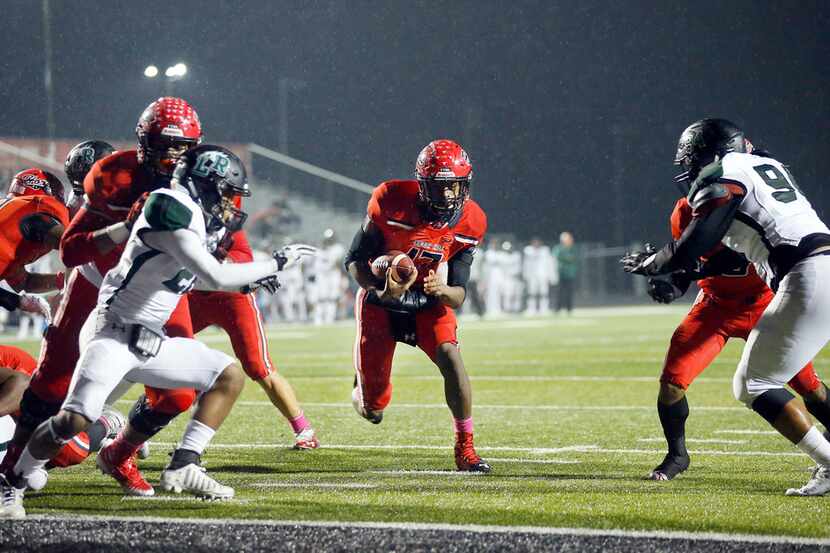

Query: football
[[370, 250, 417, 283]]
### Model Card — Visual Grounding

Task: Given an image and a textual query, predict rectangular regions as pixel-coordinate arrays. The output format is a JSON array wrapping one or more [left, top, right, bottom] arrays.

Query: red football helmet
[[7, 168, 65, 204], [136, 97, 202, 175], [415, 139, 472, 222]]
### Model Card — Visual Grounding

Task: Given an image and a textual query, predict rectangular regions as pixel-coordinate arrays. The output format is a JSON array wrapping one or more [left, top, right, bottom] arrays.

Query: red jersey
[[0, 195, 69, 285], [60, 150, 158, 276], [0, 345, 37, 378], [670, 197, 768, 300], [367, 180, 487, 291]]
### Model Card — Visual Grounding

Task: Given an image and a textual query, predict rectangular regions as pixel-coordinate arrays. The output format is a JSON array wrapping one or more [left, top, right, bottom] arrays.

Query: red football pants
[[662, 292, 820, 395], [352, 289, 458, 412], [29, 268, 196, 415], [189, 290, 273, 380]]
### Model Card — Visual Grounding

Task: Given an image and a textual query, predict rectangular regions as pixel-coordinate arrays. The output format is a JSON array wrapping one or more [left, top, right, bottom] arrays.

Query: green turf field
[[10, 306, 830, 537]]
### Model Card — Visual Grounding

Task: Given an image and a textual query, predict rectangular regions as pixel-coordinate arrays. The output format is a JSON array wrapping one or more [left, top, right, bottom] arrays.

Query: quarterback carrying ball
[[345, 139, 490, 472]]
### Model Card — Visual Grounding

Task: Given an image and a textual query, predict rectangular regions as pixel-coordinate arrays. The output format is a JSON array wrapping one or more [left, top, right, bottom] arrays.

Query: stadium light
[[144, 65, 159, 78]]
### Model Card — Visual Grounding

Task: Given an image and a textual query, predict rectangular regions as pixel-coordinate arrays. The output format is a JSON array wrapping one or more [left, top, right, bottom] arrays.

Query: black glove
[[647, 278, 682, 304], [241, 274, 281, 295], [19, 213, 60, 242], [365, 288, 434, 313], [620, 243, 657, 275]]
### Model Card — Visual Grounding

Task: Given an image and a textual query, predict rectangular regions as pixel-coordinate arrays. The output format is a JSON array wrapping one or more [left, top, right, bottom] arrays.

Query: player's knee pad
[[128, 394, 184, 437], [19, 388, 63, 431], [48, 433, 90, 468], [751, 388, 796, 425], [732, 364, 753, 406]]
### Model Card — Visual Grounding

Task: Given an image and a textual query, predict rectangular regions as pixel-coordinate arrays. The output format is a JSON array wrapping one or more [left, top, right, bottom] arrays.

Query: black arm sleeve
[[19, 213, 61, 243], [344, 218, 384, 270], [447, 248, 475, 289], [0, 288, 21, 312], [642, 195, 742, 275], [695, 248, 750, 279]]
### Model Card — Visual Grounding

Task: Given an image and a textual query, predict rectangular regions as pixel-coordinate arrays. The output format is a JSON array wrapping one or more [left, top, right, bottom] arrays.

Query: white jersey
[[98, 188, 204, 332], [522, 245, 555, 282], [692, 152, 830, 287], [313, 242, 345, 275]]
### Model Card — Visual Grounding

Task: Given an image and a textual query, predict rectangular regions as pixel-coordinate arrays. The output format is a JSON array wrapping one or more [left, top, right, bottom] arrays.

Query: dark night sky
[[1, 1, 828, 245]]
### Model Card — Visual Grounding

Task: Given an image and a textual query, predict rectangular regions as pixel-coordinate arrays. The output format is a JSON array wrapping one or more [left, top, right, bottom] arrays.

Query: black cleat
[[648, 453, 690, 481]]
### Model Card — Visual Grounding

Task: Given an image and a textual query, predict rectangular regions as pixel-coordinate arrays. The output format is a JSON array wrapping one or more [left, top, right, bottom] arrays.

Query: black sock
[[168, 448, 201, 470], [86, 421, 109, 452], [805, 383, 830, 431], [658, 396, 689, 458]]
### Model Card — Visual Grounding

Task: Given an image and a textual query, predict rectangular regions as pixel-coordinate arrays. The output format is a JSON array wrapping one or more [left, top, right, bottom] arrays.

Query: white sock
[[179, 419, 216, 455], [14, 446, 50, 486], [796, 426, 830, 467]]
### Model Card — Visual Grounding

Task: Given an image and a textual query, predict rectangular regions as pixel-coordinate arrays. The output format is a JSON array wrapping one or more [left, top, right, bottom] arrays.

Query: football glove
[[274, 244, 317, 271], [19, 293, 51, 323], [647, 278, 682, 304], [620, 243, 657, 275], [241, 274, 281, 295]]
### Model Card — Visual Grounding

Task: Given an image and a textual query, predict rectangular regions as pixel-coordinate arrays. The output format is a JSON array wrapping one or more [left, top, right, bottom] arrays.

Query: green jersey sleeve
[[143, 193, 193, 231]]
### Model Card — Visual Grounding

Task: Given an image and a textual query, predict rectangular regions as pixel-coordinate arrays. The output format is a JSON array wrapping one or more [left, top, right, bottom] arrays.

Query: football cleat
[[454, 433, 491, 473], [647, 453, 690, 481], [785, 465, 830, 496], [293, 427, 320, 450], [96, 445, 154, 497], [0, 475, 26, 519], [351, 387, 383, 424], [160, 463, 234, 500]]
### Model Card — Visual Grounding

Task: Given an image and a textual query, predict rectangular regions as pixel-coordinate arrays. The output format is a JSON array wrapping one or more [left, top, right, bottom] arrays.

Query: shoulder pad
[[83, 151, 143, 209], [688, 181, 730, 211], [455, 199, 487, 239], [143, 192, 193, 231], [687, 158, 724, 201]]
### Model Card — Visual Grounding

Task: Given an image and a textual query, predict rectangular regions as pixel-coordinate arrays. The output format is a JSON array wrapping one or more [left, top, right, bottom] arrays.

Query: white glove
[[19, 293, 52, 323], [274, 244, 317, 271]]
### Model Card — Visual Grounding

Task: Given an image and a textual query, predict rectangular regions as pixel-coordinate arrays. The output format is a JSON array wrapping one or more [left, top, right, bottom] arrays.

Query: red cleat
[[96, 445, 154, 496], [454, 432, 491, 473]]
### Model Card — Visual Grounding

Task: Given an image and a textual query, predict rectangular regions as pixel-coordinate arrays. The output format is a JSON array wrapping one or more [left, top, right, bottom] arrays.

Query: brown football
[[370, 250, 417, 283]]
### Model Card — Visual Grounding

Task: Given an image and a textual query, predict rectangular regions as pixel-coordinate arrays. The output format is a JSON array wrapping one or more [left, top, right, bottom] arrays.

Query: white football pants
[[62, 310, 235, 422], [734, 255, 830, 405]]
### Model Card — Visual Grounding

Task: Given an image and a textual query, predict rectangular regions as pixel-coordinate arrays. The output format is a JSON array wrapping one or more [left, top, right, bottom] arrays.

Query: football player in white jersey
[[623, 119, 830, 496], [312, 228, 346, 325], [0, 145, 315, 517], [522, 238, 555, 315]]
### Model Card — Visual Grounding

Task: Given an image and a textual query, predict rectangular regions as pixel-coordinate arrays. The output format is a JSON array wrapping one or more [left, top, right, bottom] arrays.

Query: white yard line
[[150, 442, 803, 458], [637, 438, 748, 445], [714, 430, 779, 435], [236, 401, 748, 412], [251, 482, 378, 489], [27, 514, 830, 545], [114, 399, 746, 411]]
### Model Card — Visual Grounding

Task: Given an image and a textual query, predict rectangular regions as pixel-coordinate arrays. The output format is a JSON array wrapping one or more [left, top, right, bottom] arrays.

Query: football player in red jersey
[[0, 98, 202, 496], [345, 139, 491, 472], [641, 193, 830, 481], [188, 216, 320, 450], [0, 168, 68, 320], [0, 345, 124, 470]]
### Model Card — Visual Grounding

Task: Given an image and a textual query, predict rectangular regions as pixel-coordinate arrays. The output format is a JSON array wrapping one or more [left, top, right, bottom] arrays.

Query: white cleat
[[0, 476, 25, 519], [293, 427, 320, 450], [785, 465, 830, 496], [160, 463, 234, 500]]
